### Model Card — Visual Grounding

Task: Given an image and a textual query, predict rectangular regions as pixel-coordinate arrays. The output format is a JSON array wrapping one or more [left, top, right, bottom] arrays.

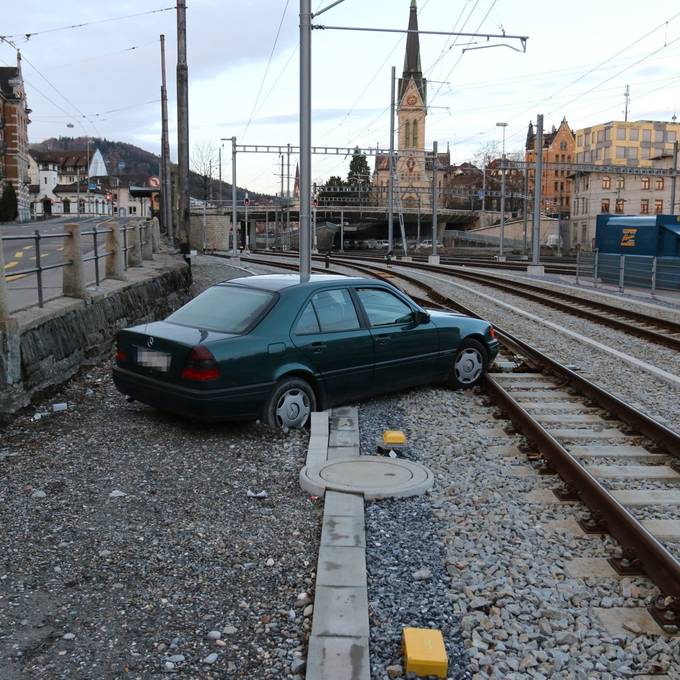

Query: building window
[[560, 141, 567, 151], [601, 198, 610, 213], [404, 121, 410, 148], [655, 199, 663, 214], [629, 127, 639, 141], [602, 176, 611, 189], [642, 129, 652, 142], [641, 199, 649, 214], [604, 127, 611, 141], [655, 130, 664, 143], [616, 127, 626, 140], [616, 176, 624, 190], [597, 130, 604, 143], [554, 181, 558, 191], [615, 199, 624, 214], [130, 206, 137, 215], [596, 148, 602, 161], [626, 146, 638, 160], [560, 182, 564, 191], [655, 177, 664, 190], [577, 135, 583, 146], [641, 147, 650, 160], [574, 201, 578, 216], [642, 176, 650, 190], [412, 120, 418, 148], [665, 130, 677, 142], [582, 223, 588, 244], [584, 176, 589, 190], [616, 146, 625, 159]]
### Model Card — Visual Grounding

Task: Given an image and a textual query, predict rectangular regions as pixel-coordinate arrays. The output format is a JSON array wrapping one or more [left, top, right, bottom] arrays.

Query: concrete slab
[[588, 465, 680, 480], [475, 426, 511, 437], [307, 434, 329, 469], [514, 390, 579, 400], [327, 445, 360, 460], [311, 586, 369, 637], [316, 546, 367, 588], [566, 557, 620, 578], [500, 381, 561, 390], [507, 465, 539, 478], [523, 489, 577, 504], [570, 445, 663, 462], [487, 444, 528, 457], [642, 519, 680, 540], [330, 415, 356, 431], [323, 491, 364, 518], [524, 401, 594, 412], [306, 636, 370, 680], [321, 515, 366, 548], [613, 489, 680, 506], [545, 518, 585, 535], [537, 414, 608, 425], [331, 406, 358, 418], [549, 429, 632, 441], [329, 429, 360, 447], [592, 607, 670, 637], [493, 372, 547, 380], [311, 410, 330, 436]]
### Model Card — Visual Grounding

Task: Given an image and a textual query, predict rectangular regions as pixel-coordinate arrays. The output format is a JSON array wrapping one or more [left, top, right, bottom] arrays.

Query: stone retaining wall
[[0, 255, 192, 420]]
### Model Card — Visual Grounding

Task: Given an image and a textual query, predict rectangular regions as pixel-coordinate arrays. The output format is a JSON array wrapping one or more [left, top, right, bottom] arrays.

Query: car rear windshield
[[166, 284, 275, 334]]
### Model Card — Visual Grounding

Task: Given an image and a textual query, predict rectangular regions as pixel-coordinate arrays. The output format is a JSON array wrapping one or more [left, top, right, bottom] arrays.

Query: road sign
[[149, 176, 161, 189], [244, 194, 250, 207]]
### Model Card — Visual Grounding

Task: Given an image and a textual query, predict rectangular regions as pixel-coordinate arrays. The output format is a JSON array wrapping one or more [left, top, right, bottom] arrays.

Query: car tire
[[264, 376, 317, 429], [448, 338, 488, 389]]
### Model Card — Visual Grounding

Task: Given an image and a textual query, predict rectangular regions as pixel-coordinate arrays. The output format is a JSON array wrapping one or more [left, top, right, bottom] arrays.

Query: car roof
[[218, 273, 375, 292]]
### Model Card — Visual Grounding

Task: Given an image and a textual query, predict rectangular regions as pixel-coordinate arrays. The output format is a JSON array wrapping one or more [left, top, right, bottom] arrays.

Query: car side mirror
[[414, 310, 430, 325]]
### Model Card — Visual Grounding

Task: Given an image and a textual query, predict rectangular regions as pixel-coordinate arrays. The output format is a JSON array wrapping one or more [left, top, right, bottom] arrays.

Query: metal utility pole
[[299, 0, 312, 281], [340, 208, 344, 251], [280, 153, 285, 250], [244, 193, 249, 251], [176, 0, 190, 245], [86, 139, 91, 215], [532, 114, 544, 265], [286, 143, 291, 245], [497, 121, 508, 260], [431, 140, 438, 257], [231, 136, 238, 257], [624, 84, 630, 122], [387, 65, 396, 252], [160, 33, 173, 241], [671, 140, 678, 215], [522, 162, 529, 255], [218, 145, 222, 206]]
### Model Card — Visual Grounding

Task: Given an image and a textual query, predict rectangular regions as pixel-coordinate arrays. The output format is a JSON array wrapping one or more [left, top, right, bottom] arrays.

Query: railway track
[[240, 252, 680, 633]]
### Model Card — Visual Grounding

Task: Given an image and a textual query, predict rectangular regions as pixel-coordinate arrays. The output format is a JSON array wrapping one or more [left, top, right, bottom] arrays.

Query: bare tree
[[191, 141, 218, 201]]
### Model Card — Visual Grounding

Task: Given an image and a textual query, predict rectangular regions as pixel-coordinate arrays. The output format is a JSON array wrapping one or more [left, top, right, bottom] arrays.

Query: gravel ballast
[[0, 256, 320, 679]]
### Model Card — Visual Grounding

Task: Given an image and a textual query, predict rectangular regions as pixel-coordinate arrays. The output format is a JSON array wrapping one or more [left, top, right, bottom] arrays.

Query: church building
[[373, 0, 449, 211]]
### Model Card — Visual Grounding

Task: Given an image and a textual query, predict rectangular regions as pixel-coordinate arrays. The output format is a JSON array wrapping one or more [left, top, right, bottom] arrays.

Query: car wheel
[[449, 339, 488, 389], [265, 377, 316, 429]]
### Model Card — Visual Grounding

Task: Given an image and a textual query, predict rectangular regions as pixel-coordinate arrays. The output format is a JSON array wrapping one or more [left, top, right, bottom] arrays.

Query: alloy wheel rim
[[454, 348, 483, 384], [275, 388, 311, 428]]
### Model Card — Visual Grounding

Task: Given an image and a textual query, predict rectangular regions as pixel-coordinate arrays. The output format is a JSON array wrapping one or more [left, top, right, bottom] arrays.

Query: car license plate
[[135, 347, 171, 372]]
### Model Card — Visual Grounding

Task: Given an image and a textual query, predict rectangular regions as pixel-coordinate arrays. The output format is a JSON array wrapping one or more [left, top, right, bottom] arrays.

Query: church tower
[[396, 0, 427, 205]]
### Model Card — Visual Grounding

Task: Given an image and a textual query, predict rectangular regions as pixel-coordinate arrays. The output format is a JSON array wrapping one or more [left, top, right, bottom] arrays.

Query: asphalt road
[[1, 216, 130, 312]]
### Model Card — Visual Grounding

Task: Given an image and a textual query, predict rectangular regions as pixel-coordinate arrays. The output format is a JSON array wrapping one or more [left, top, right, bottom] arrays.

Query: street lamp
[[496, 122, 508, 260]]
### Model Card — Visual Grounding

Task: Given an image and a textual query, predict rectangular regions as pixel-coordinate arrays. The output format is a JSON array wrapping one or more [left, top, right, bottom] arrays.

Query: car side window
[[357, 288, 414, 327], [294, 301, 320, 335], [311, 289, 360, 333]]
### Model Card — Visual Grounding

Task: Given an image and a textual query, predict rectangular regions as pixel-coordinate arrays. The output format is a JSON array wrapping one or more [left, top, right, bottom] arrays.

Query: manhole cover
[[300, 456, 433, 499]]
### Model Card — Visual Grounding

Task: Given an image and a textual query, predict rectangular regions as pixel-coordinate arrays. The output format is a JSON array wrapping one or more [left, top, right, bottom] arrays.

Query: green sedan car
[[113, 274, 499, 428]]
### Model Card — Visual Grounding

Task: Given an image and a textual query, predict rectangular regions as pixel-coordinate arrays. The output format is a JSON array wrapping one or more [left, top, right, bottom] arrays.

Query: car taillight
[[181, 346, 220, 381], [489, 326, 496, 339], [115, 338, 128, 364]]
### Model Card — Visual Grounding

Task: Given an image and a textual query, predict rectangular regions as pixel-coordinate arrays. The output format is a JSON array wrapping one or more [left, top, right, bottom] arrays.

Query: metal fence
[[1, 218, 161, 315], [575, 250, 680, 295]]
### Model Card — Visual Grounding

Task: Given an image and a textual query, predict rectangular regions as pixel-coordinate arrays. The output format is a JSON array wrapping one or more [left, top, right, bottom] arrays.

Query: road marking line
[[4, 261, 18, 270], [14, 251, 23, 258], [57, 246, 64, 251], [5, 274, 26, 282], [23, 244, 32, 250]]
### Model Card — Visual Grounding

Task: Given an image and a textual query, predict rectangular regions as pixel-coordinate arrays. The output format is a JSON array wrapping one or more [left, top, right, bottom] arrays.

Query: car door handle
[[311, 341, 326, 353], [375, 336, 391, 345]]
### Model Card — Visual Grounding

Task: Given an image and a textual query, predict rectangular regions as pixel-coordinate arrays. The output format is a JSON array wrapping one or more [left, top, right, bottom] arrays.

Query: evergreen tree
[[0, 182, 18, 222], [346, 147, 371, 205], [318, 175, 346, 204]]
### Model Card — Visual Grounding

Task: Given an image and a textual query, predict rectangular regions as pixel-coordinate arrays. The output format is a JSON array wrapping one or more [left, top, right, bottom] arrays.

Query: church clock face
[[406, 95, 417, 106]]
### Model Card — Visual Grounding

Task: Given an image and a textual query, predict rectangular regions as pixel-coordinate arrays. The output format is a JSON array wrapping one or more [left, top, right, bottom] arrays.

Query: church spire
[[399, 0, 426, 105]]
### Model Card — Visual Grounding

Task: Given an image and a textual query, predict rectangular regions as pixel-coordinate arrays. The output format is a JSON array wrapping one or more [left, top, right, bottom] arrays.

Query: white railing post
[[651, 256, 657, 298], [62, 222, 88, 299], [619, 255, 625, 293], [141, 220, 153, 260], [128, 220, 143, 266], [105, 219, 126, 281]]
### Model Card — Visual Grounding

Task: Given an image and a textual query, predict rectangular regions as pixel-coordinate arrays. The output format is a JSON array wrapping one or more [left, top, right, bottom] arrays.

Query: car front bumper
[[113, 366, 273, 421]]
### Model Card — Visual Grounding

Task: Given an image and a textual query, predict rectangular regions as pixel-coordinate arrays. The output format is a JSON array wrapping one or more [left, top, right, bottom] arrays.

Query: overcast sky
[[3, 0, 680, 195]]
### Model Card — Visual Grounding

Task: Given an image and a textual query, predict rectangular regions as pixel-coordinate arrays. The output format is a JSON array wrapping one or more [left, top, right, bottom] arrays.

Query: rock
[[412, 567, 432, 581], [295, 592, 311, 607], [555, 631, 578, 646], [109, 490, 126, 498], [247, 489, 268, 498], [266, 558, 275, 567], [62, 633, 75, 640], [469, 597, 491, 610], [386, 663, 404, 678], [203, 652, 219, 664], [31, 489, 47, 499], [164, 662, 174, 670], [303, 604, 313, 618], [207, 630, 221, 640], [223, 625, 237, 635], [52, 403, 68, 412], [290, 658, 306, 674], [98, 549, 111, 558], [167, 654, 185, 663]]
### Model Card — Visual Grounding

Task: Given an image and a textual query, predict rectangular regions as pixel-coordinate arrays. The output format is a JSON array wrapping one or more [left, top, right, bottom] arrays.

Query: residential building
[[574, 119, 680, 167], [0, 52, 31, 221], [373, 0, 448, 210], [569, 155, 673, 250], [525, 118, 575, 218]]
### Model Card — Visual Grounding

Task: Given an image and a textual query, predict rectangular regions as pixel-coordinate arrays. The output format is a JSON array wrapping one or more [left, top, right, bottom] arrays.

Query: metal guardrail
[[0, 218, 161, 313]]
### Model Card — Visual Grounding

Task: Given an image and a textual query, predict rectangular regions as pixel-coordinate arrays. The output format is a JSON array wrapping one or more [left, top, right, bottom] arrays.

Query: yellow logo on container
[[620, 228, 637, 247]]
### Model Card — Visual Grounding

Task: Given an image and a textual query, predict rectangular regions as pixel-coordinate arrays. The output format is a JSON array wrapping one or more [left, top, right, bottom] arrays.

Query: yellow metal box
[[402, 627, 448, 678], [382, 429, 407, 446]]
